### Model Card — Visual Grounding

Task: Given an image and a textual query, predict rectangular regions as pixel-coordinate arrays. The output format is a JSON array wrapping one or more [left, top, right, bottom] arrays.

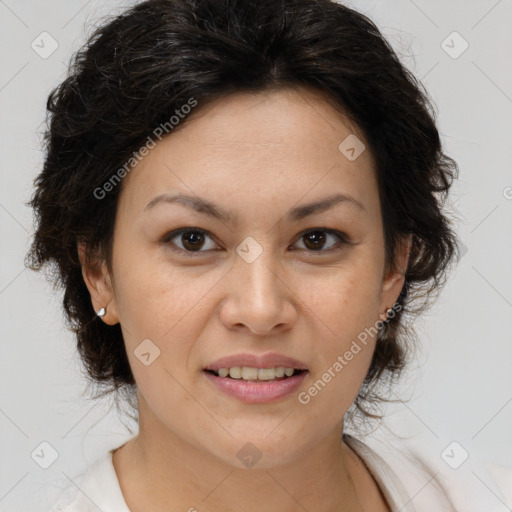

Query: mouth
[[202, 365, 308, 404], [202, 352, 309, 403], [204, 366, 307, 382]]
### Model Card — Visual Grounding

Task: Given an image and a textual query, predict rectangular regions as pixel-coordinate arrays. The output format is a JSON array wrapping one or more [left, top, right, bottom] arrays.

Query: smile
[[203, 368, 308, 403], [207, 366, 302, 381]]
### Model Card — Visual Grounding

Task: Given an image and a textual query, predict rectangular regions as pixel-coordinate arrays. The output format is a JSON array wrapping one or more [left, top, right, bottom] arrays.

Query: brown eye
[[181, 230, 205, 251], [294, 229, 349, 252], [163, 227, 350, 256], [164, 228, 219, 253], [302, 231, 327, 250]]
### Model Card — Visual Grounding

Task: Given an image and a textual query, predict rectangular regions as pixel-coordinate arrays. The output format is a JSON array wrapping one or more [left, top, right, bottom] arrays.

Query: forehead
[[116, 87, 380, 222]]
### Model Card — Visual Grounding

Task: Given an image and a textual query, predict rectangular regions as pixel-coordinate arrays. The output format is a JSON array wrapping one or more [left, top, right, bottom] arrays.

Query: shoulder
[[48, 470, 88, 512], [344, 433, 512, 512], [481, 460, 512, 507], [48, 446, 131, 512]]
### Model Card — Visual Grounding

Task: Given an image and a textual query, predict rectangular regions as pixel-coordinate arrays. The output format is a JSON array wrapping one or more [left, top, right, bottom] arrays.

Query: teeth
[[258, 368, 276, 380], [241, 367, 258, 380], [229, 367, 242, 379], [214, 366, 299, 381]]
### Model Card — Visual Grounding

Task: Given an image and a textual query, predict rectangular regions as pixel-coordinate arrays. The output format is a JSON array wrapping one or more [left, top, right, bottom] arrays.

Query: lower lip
[[203, 370, 308, 404]]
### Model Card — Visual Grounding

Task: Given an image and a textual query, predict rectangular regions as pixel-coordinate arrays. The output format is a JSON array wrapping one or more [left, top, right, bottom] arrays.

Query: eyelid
[[293, 227, 351, 247], [162, 227, 221, 255], [162, 227, 351, 255]]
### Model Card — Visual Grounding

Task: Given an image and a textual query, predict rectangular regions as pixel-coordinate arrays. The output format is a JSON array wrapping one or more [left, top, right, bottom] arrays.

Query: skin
[[79, 86, 410, 512]]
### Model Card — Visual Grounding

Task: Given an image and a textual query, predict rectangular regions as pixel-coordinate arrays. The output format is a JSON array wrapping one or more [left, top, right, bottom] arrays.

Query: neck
[[113, 400, 366, 512]]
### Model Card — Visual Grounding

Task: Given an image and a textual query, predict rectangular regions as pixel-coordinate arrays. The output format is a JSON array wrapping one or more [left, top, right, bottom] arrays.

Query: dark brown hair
[[26, 0, 459, 425]]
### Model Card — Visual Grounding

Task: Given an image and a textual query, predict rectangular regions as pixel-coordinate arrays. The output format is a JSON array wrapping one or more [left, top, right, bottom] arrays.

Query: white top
[[50, 434, 512, 512]]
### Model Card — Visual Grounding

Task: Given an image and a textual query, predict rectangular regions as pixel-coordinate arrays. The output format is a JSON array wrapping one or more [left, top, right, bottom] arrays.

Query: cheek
[[111, 249, 228, 389], [293, 257, 383, 340], [290, 256, 383, 408], [111, 238, 218, 335]]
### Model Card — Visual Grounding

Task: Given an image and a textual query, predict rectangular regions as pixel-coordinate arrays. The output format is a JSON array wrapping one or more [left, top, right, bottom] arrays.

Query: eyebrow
[[143, 192, 366, 225]]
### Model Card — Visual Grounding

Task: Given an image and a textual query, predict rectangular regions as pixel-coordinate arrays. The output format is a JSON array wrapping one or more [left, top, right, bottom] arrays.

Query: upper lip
[[204, 352, 308, 372]]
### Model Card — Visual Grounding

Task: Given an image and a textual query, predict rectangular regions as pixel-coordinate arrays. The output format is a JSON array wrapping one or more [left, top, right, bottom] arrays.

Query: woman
[[27, 0, 511, 510]]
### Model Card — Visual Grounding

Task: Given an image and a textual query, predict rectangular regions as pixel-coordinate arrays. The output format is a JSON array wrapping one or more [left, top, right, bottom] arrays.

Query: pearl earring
[[379, 306, 392, 322], [96, 307, 106, 319]]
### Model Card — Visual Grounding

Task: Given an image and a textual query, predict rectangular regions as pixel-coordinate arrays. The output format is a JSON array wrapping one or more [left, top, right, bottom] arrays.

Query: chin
[[204, 432, 314, 471]]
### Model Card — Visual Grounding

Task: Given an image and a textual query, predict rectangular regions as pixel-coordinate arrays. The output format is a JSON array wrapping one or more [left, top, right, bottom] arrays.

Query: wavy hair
[[26, 0, 459, 426]]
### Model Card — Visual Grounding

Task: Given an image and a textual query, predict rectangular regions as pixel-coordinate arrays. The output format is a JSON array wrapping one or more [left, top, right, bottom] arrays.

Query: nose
[[218, 246, 298, 336]]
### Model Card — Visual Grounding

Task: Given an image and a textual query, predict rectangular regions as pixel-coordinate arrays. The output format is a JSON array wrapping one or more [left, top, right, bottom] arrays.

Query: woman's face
[[85, 87, 407, 468]]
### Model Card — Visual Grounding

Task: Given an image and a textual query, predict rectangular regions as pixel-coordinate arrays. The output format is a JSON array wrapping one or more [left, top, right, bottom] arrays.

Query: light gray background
[[1, 1, 511, 511]]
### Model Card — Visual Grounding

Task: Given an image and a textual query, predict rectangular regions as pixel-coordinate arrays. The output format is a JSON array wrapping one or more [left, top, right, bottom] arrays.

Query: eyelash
[[161, 227, 351, 256]]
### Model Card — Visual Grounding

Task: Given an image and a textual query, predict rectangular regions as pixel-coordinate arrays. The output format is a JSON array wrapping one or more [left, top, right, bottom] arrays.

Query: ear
[[77, 242, 119, 325], [379, 234, 412, 316]]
